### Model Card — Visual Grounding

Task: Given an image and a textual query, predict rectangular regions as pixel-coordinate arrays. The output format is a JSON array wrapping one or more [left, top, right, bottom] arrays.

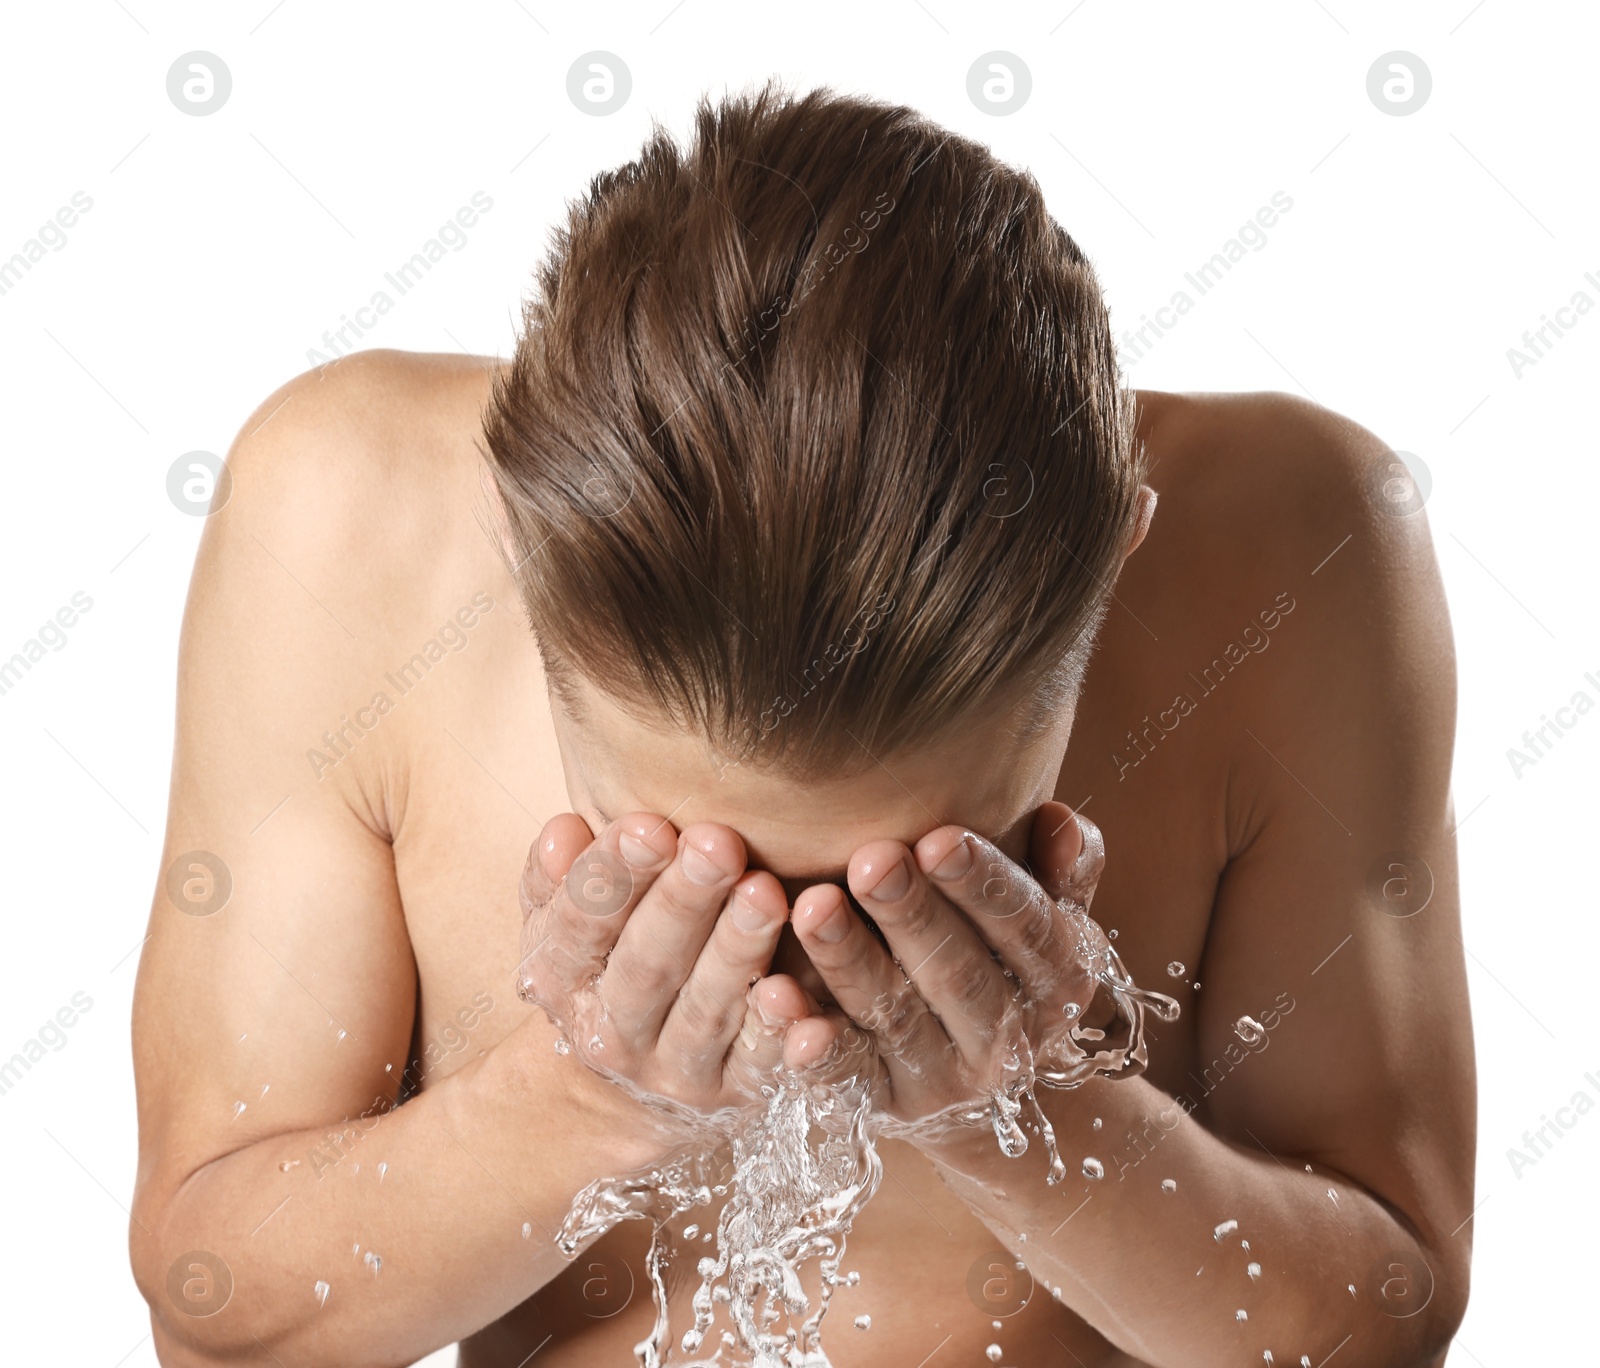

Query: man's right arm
[[128, 360, 672, 1367]]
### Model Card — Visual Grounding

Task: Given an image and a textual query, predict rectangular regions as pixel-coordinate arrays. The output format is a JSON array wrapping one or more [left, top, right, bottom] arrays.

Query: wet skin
[[130, 351, 1473, 1368]]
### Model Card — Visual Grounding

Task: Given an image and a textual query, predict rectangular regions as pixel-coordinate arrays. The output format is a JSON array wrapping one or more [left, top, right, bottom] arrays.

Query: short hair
[[481, 79, 1146, 781]]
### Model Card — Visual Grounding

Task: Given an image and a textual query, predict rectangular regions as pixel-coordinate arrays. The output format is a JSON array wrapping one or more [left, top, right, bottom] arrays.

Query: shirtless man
[[129, 85, 1474, 1367]]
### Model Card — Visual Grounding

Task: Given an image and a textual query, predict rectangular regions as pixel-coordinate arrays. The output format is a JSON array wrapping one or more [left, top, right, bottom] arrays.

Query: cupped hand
[[782, 801, 1122, 1126], [515, 810, 820, 1120]]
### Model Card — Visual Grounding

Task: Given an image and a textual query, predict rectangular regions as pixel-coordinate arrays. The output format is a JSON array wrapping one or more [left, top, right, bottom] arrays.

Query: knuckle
[[674, 983, 735, 1040]]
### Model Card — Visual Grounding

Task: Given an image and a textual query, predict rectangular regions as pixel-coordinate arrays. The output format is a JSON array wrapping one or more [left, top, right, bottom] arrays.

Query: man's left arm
[[917, 409, 1475, 1366]]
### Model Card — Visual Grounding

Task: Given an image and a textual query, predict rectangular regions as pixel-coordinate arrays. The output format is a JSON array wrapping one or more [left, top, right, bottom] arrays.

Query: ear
[[1123, 484, 1158, 561]]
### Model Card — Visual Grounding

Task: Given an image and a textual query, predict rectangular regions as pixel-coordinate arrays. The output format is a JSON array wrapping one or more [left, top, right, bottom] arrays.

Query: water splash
[[518, 812, 1180, 1367]]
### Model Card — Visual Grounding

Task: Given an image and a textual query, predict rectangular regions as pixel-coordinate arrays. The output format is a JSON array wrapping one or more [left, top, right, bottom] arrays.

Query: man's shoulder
[[218, 348, 507, 613], [1134, 387, 1407, 537]]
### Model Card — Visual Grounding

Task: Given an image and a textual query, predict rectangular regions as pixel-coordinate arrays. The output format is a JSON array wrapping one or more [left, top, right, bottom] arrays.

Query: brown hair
[[481, 79, 1145, 780]]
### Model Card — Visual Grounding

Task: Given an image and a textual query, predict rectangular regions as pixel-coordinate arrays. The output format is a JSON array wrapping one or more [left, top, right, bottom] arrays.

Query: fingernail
[[618, 833, 659, 868], [811, 903, 851, 943], [863, 855, 911, 902], [931, 836, 973, 879], [680, 846, 727, 886], [730, 895, 770, 933]]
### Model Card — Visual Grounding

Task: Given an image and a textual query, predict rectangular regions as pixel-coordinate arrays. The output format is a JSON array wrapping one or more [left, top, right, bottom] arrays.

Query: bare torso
[[130, 331, 1471, 1368], [280, 352, 1293, 1366]]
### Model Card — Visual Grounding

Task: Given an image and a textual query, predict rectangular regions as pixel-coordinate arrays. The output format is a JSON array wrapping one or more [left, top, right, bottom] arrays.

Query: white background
[[0, 1, 1594, 1362]]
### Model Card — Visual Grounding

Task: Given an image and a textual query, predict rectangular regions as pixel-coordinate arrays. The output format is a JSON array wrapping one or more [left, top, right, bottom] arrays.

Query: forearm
[[134, 1028, 665, 1367], [921, 1074, 1451, 1368]]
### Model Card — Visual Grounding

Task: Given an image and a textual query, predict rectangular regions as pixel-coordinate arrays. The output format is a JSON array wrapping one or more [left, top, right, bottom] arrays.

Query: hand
[[514, 810, 816, 1122], [783, 802, 1127, 1128]]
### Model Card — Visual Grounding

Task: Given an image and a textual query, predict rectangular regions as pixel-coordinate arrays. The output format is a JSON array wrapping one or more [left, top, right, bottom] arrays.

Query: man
[[130, 83, 1473, 1367]]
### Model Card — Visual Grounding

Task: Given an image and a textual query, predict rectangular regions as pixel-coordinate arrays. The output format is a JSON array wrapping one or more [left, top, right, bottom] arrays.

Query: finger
[[791, 884, 956, 1082], [517, 812, 638, 995], [784, 1010, 891, 1109], [729, 973, 818, 1086], [601, 821, 750, 1045], [656, 872, 790, 1084], [534, 806, 678, 979], [844, 841, 1014, 1065], [911, 821, 1099, 1012], [1029, 802, 1102, 912]]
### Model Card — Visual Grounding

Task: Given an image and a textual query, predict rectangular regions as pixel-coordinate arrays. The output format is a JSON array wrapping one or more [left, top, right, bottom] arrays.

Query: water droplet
[[1234, 1015, 1265, 1047], [1018, 1231, 1027, 1241], [854, 1315, 872, 1330], [521, 1222, 533, 1239], [377, 1162, 387, 1182], [335, 1029, 347, 1043], [1192, 981, 1201, 990], [1347, 1284, 1356, 1297], [313, 1280, 330, 1307], [554, 1037, 571, 1055], [1264, 1353, 1274, 1366], [1301, 1359, 1312, 1367], [1062, 1001, 1081, 1020], [1213, 1219, 1239, 1241], [1166, 961, 1186, 978], [260, 1083, 271, 1098], [1241, 1240, 1251, 1252], [684, 1224, 699, 1239], [352, 1243, 360, 1257], [846, 1270, 860, 1286], [1081, 1157, 1104, 1179], [1160, 1178, 1177, 1193], [703, 1231, 713, 1242], [231, 1101, 246, 1119], [1304, 1164, 1312, 1173], [992, 1321, 1002, 1331], [385, 1062, 394, 1072], [588, 1034, 604, 1052], [1107, 928, 1118, 939], [364, 1250, 382, 1274], [1247, 1261, 1261, 1280], [986, 1347, 1003, 1363], [1327, 1188, 1340, 1207], [1091, 1117, 1102, 1130], [238, 1032, 248, 1042], [1235, 1309, 1248, 1322]]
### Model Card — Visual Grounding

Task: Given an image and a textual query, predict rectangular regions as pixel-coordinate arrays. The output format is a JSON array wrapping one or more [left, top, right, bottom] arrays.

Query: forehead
[[558, 670, 1066, 876]]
